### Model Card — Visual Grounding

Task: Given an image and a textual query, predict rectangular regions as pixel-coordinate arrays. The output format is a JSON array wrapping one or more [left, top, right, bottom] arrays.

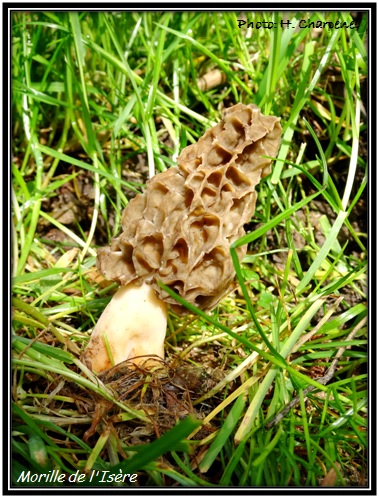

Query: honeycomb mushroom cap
[[98, 104, 281, 313]]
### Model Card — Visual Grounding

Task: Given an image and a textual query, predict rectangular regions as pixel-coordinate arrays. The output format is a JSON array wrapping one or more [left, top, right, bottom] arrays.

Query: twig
[[266, 316, 367, 429]]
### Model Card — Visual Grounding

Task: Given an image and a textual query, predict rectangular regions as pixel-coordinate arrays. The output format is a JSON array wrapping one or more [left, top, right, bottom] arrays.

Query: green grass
[[12, 10, 368, 488]]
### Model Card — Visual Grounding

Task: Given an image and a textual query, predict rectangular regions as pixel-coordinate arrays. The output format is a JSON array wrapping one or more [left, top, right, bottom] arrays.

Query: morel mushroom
[[82, 103, 281, 373]]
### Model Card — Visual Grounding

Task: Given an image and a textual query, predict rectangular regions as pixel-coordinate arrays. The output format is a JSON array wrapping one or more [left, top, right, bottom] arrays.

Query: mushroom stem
[[82, 282, 168, 373]]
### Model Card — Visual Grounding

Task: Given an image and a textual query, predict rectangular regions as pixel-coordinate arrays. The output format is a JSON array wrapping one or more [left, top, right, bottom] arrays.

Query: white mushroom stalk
[[82, 104, 281, 374], [82, 282, 167, 373]]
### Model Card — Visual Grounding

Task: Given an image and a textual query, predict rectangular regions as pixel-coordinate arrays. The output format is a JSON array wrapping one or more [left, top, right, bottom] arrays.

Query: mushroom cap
[[98, 104, 281, 313]]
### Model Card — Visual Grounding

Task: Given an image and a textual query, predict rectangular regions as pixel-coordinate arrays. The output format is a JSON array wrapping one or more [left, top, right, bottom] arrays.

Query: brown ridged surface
[[98, 104, 281, 312]]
